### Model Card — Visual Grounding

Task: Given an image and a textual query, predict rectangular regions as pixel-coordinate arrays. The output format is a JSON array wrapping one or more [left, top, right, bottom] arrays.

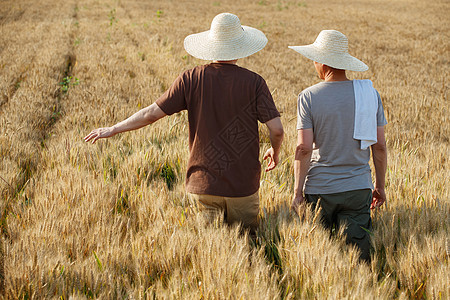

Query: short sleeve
[[256, 78, 280, 123], [155, 73, 187, 115], [297, 91, 313, 130], [375, 90, 388, 126]]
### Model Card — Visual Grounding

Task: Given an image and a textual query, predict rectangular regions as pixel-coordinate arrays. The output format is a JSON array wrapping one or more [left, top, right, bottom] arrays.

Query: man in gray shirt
[[289, 30, 388, 261]]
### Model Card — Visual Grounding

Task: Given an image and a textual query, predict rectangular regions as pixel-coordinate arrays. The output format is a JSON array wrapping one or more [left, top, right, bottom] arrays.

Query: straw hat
[[184, 13, 268, 61], [288, 30, 368, 72]]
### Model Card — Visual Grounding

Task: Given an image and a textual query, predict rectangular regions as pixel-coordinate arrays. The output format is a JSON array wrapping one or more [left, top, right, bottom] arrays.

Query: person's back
[[298, 80, 385, 194], [157, 62, 280, 197]]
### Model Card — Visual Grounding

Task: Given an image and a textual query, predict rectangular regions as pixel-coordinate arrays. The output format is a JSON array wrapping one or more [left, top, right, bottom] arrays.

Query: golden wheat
[[0, 0, 448, 298]]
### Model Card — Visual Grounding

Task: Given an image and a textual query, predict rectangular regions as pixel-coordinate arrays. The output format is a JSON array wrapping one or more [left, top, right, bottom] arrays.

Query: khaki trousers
[[188, 191, 260, 232]]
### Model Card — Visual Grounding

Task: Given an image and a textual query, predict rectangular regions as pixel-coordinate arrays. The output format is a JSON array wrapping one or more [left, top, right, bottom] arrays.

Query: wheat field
[[0, 0, 449, 298]]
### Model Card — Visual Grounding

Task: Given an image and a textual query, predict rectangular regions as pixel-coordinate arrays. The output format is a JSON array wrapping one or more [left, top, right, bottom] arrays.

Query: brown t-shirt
[[156, 63, 280, 197]]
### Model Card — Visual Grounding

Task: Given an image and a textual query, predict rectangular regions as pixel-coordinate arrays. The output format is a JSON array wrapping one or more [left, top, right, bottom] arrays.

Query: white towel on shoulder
[[353, 79, 378, 150]]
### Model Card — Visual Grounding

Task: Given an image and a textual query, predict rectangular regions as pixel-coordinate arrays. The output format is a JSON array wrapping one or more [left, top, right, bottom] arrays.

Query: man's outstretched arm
[[84, 103, 167, 143]]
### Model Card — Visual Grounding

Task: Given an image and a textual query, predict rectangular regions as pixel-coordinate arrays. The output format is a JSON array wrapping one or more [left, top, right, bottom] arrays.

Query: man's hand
[[291, 194, 305, 215], [263, 147, 279, 172], [84, 127, 115, 144], [371, 188, 386, 209]]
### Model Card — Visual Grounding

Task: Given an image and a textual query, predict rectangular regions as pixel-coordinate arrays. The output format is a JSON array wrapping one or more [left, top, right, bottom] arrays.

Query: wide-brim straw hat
[[184, 13, 268, 61], [288, 30, 368, 72]]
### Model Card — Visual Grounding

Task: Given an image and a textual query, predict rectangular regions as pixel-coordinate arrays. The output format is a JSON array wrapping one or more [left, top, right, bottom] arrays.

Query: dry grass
[[0, 0, 449, 298]]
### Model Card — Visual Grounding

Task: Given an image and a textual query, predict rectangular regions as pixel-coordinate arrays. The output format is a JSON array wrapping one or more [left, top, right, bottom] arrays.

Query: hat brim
[[288, 44, 368, 72], [184, 26, 268, 61]]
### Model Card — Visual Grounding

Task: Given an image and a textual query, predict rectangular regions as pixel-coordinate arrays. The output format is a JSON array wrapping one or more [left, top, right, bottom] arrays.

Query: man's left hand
[[263, 147, 279, 172], [371, 188, 386, 209]]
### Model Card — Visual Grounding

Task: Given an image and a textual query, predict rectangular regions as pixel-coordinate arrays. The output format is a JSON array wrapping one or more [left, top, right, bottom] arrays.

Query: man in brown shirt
[[84, 13, 284, 232]]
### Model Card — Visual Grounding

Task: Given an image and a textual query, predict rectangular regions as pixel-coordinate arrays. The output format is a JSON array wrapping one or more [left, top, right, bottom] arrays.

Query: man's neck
[[323, 68, 349, 82], [213, 59, 238, 65]]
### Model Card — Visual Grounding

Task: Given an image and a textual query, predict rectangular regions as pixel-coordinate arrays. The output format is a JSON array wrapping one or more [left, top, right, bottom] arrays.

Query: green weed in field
[[93, 250, 103, 271], [102, 155, 118, 182], [277, 1, 289, 11], [259, 21, 267, 29], [108, 8, 117, 26], [115, 187, 130, 215], [59, 76, 79, 94]]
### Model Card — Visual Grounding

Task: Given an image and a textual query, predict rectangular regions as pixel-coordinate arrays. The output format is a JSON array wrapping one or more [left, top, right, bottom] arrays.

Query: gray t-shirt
[[297, 80, 387, 194]]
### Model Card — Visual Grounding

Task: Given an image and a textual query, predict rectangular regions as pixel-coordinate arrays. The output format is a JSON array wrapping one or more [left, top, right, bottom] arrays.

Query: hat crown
[[209, 13, 244, 41], [313, 30, 349, 54]]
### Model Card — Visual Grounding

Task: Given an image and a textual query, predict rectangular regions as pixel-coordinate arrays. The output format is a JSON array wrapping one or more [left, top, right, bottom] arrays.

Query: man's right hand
[[291, 194, 305, 214], [371, 188, 386, 209], [84, 127, 115, 144]]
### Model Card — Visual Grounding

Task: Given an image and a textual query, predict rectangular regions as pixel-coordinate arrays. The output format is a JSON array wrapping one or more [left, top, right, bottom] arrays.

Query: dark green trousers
[[306, 189, 372, 262]]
